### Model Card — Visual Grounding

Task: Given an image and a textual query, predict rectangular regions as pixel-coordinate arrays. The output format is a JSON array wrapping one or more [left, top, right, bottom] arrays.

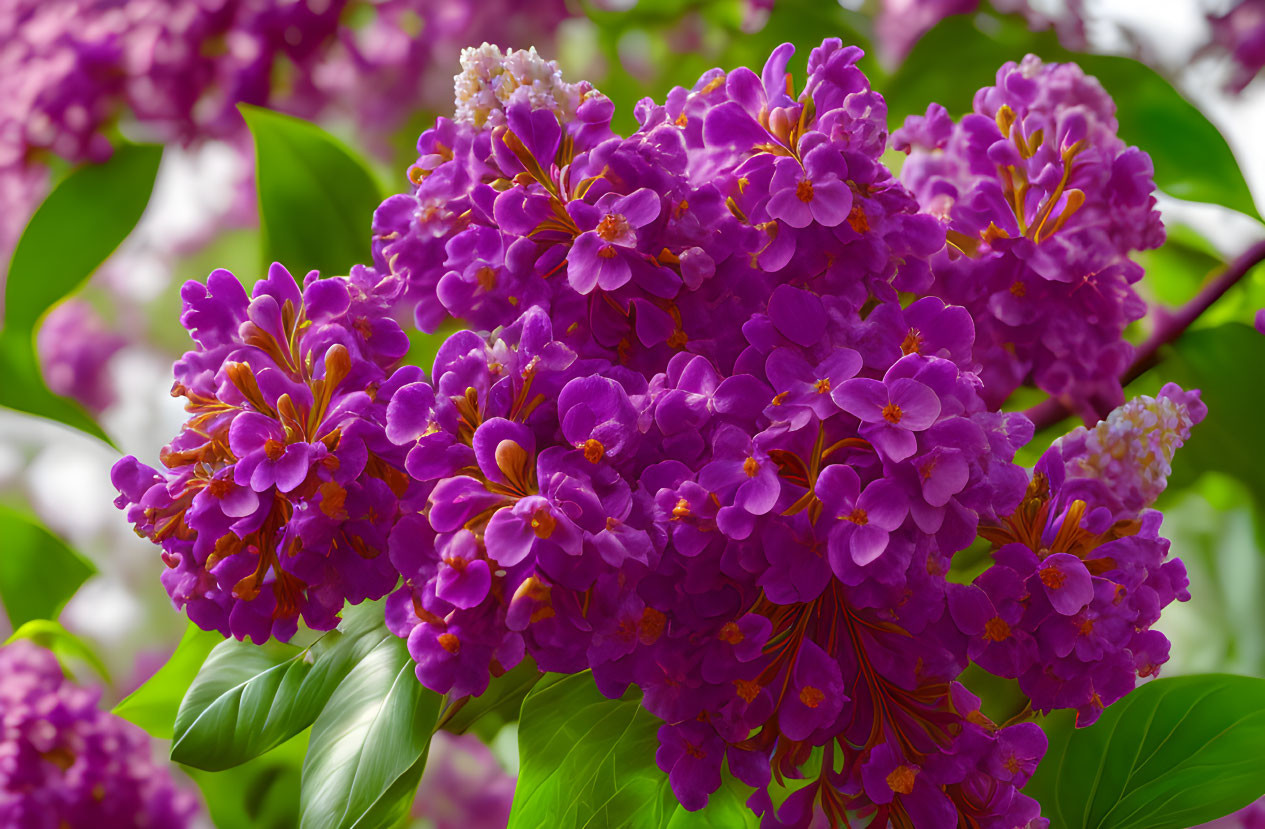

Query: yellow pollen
[[718, 622, 744, 644], [437, 633, 461, 654], [475, 266, 497, 291], [672, 497, 691, 519], [264, 438, 286, 461], [771, 391, 789, 406], [813, 378, 831, 394], [734, 679, 761, 703], [886, 765, 918, 796], [881, 402, 903, 424], [583, 438, 605, 464], [795, 178, 814, 202], [983, 616, 1011, 642], [596, 213, 630, 243], [901, 328, 923, 355], [743, 456, 760, 477], [845, 507, 868, 526], [1039, 566, 1066, 590], [799, 685, 825, 709]]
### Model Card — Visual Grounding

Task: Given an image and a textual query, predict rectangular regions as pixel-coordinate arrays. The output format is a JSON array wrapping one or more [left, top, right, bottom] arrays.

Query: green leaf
[[5, 618, 110, 683], [510, 671, 680, 829], [1026, 674, 1265, 829], [0, 505, 94, 628], [299, 634, 441, 829], [241, 105, 382, 279], [0, 142, 161, 442], [4, 143, 162, 331], [882, 14, 1261, 221], [173, 600, 395, 770], [114, 622, 224, 739], [1137, 322, 1265, 510], [184, 732, 308, 829]]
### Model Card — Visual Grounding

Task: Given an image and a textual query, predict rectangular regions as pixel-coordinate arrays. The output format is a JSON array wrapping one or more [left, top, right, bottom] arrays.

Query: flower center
[[437, 633, 461, 654], [814, 377, 831, 394], [901, 328, 922, 355], [743, 456, 760, 477], [983, 616, 1011, 642], [845, 507, 868, 526], [718, 622, 744, 644], [886, 764, 918, 796], [672, 497, 691, 519], [799, 685, 825, 708], [530, 506, 556, 539], [881, 402, 903, 424], [583, 438, 605, 464], [795, 178, 814, 202], [596, 213, 631, 243], [264, 439, 286, 461], [1039, 565, 1065, 589]]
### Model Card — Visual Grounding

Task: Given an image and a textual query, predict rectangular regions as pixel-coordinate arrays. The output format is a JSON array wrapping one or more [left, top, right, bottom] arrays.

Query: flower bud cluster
[[953, 384, 1203, 725], [893, 55, 1164, 420], [112, 263, 421, 643], [0, 642, 199, 828]]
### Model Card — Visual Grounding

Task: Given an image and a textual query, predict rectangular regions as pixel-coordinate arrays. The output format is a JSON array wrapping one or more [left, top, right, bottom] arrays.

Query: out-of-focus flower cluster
[[0, 641, 199, 828], [413, 732, 516, 829], [894, 55, 1164, 421], [0, 0, 570, 264], [1197, 797, 1265, 829], [1208, 0, 1265, 92], [114, 40, 1202, 826]]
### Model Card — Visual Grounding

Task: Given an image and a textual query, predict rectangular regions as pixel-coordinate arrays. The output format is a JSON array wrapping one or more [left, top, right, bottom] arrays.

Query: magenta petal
[[484, 508, 536, 567], [865, 423, 918, 462], [850, 524, 890, 566], [832, 378, 888, 423], [385, 383, 437, 444], [736, 469, 780, 515], [436, 559, 492, 609], [273, 444, 312, 493], [808, 179, 853, 227], [219, 485, 259, 518], [1039, 553, 1094, 615], [616, 188, 662, 227], [767, 189, 813, 228], [888, 378, 941, 430], [859, 480, 907, 530], [567, 232, 604, 294], [595, 250, 633, 291]]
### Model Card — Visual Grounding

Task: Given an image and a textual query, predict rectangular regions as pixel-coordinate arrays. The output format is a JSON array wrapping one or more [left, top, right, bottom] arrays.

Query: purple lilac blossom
[[35, 300, 126, 414], [111, 263, 422, 643], [0, 0, 571, 269], [1196, 797, 1265, 829], [412, 732, 516, 829], [375, 40, 1051, 826], [1208, 0, 1265, 92], [0, 641, 200, 828], [893, 54, 1164, 421], [958, 384, 1203, 725]]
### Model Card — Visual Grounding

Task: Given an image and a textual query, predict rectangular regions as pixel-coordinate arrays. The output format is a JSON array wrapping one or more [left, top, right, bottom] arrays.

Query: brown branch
[[1025, 238, 1265, 432]]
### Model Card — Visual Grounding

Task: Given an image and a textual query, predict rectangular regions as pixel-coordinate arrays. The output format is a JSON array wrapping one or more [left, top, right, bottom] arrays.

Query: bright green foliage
[[114, 622, 224, 739], [1026, 674, 1265, 829], [0, 505, 94, 629]]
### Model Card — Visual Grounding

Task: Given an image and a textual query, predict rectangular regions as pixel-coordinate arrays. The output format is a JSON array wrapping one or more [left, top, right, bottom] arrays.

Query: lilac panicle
[[111, 263, 421, 643], [893, 54, 1164, 421], [374, 39, 1049, 827], [0, 642, 200, 829], [36, 299, 126, 413], [959, 385, 1202, 725]]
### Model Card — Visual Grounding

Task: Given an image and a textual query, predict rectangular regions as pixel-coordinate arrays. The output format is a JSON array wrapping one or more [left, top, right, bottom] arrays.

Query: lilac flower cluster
[[953, 385, 1203, 726], [374, 41, 1055, 825], [0, 641, 199, 828], [894, 55, 1164, 421], [112, 263, 422, 643], [413, 732, 516, 829], [0, 0, 570, 268]]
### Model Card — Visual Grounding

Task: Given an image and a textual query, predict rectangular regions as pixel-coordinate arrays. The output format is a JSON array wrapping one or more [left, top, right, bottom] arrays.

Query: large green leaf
[[299, 634, 441, 829], [1026, 674, 1265, 829], [184, 732, 308, 829], [0, 142, 161, 442], [173, 600, 395, 770], [440, 656, 544, 741], [0, 505, 94, 628], [4, 143, 162, 330], [114, 622, 224, 739], [882, 14, 1261, 221], [511, 671, 756, 829], [241, 105, 382, 279]]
